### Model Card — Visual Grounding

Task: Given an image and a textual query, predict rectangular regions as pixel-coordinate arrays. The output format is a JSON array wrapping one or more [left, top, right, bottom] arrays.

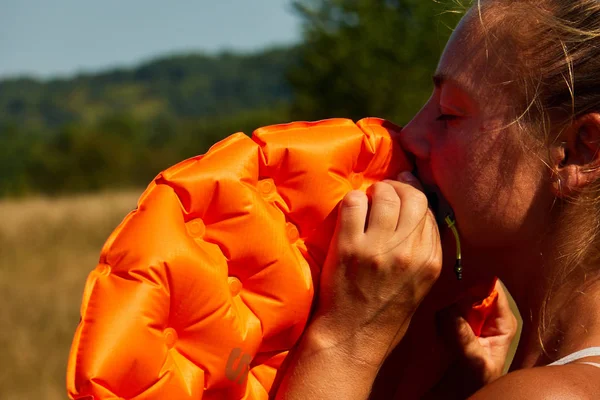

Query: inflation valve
[[444, 213, 463, 281]]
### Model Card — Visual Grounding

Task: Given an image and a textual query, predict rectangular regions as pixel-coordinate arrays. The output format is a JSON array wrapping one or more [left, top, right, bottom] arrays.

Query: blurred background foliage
[[0, 0, 461, 197]]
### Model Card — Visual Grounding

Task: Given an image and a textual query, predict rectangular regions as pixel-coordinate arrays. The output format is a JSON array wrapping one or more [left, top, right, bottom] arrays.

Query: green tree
[[289, 0, 463, 125]]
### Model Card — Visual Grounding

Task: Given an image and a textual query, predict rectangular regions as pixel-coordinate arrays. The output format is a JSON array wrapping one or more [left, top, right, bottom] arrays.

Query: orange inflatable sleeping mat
[[66, 118, 497, 400]]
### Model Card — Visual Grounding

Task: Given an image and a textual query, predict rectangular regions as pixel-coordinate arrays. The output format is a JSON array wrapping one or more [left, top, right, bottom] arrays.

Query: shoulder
[[468, 364, 600, 400]]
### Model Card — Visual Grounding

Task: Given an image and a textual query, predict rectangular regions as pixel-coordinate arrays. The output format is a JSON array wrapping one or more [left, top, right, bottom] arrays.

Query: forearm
[[275, 326, 382, 400]]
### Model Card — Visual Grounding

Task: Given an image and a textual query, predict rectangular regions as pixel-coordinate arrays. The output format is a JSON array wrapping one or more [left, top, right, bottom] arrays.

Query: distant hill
[[0, 46, 297, 132], [0, 47, 298, 197]]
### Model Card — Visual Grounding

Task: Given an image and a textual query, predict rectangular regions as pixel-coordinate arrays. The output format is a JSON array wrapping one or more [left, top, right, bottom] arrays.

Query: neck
[[435, 224, 600, 369], [476, 239, 600, 369], [463, 238, 551, 368]]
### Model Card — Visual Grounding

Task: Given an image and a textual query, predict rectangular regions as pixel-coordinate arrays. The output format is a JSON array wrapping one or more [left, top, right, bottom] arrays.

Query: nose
[[399, 107, 431, 161]]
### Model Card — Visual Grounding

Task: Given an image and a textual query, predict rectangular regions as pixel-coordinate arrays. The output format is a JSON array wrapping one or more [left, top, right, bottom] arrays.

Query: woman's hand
[[425, 280, 519, 399], [274, 172, 442, 400], [309, 172, 443, 368]]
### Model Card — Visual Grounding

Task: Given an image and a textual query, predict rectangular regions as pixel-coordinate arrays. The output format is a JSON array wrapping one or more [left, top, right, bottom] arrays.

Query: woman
[[275, 0, 600, 398]]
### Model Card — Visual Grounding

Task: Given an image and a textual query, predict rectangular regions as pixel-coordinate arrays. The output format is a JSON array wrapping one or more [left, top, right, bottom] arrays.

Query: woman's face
[[400, 8, 553, 251]]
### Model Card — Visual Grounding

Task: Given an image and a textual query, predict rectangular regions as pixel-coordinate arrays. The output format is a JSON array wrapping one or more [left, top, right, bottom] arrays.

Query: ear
[[551, 113, 600, 197]]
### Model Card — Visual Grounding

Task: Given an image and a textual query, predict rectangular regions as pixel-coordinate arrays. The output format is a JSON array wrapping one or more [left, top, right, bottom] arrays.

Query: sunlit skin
[[403, 3, 600, 369], [276, 2, 600, 399]]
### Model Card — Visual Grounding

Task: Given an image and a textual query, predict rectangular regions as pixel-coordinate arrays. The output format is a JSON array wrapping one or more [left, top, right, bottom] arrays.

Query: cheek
[[430, 124, 488, 197], [430, 127, 537, 247]]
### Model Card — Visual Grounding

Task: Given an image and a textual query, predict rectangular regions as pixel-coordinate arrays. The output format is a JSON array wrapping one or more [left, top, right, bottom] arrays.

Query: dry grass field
[[0, 190, 141, 400], [0, 189, 520, 399]]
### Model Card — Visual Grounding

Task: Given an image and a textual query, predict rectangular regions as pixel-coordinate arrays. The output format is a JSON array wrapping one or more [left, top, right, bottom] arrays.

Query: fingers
[[337, 190, 369, 244], [337, 171, 433, 251], [494, 280, 516, 321], [485, 280, 519, 337], [438, 306, 479, 351], [363, 171, 426, 237], [366, 182, 401, 236], [383, 175, 429, 238], [438, 305, 486, 362]]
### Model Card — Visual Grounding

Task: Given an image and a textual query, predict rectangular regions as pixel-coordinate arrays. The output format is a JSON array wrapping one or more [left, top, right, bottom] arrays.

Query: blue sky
[[1, 0, 302, 79]]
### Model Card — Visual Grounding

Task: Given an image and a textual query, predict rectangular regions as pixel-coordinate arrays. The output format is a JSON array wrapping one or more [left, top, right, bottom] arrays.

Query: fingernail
[[398, 171, 415, 182]]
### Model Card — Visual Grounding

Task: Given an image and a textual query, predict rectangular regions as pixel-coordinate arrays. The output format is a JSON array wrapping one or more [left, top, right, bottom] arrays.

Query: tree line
[[0, 0, 463, 197]]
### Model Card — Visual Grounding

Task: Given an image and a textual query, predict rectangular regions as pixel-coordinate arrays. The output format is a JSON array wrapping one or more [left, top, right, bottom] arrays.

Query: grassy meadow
[[0, 190, 141, 400]]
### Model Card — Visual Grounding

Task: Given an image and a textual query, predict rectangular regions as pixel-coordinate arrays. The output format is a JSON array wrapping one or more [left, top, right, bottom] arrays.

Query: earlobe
[[551, 164, 579, 198], [551, 113, 600, 198], [549, 142, 569, 197]]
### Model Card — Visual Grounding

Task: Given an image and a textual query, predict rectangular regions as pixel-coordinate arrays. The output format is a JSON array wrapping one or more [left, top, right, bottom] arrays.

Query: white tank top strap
[[576, 362, 600, 369], [547, 347, 600, 367]]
